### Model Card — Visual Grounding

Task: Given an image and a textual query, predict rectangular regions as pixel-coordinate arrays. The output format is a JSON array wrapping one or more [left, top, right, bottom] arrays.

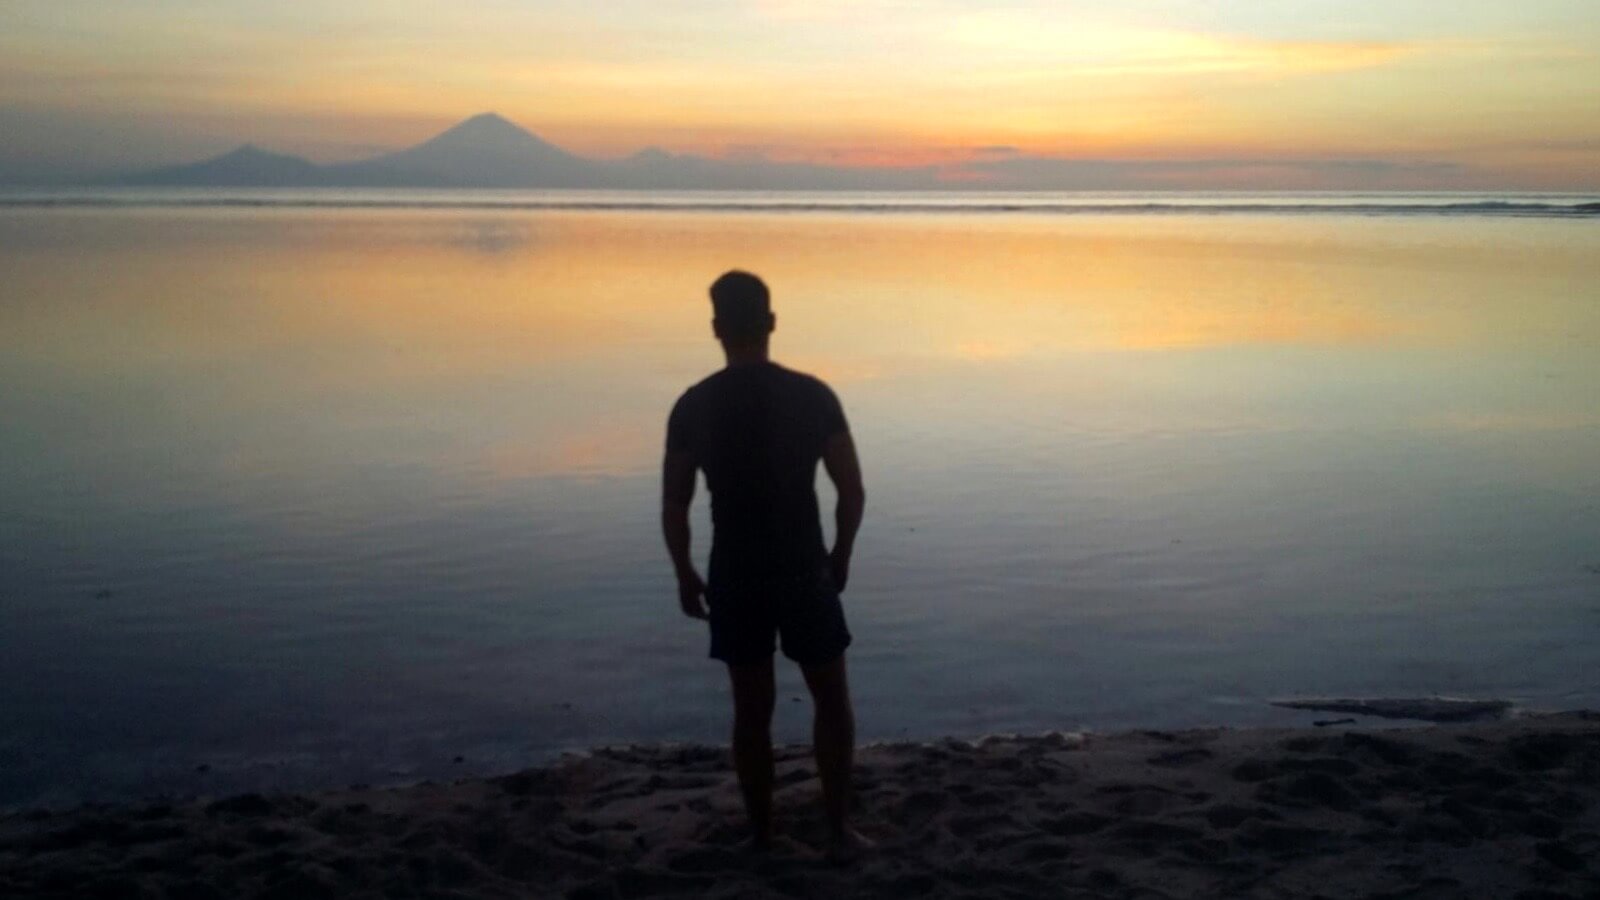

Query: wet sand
[[3, 712, 1597, 899]]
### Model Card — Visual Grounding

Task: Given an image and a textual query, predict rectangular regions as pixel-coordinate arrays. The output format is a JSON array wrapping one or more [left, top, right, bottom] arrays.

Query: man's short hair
[[710, 270, 771, 340]]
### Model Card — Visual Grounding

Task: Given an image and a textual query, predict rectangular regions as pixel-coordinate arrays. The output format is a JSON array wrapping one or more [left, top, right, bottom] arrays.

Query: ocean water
[[1, 190, 1597, 808]]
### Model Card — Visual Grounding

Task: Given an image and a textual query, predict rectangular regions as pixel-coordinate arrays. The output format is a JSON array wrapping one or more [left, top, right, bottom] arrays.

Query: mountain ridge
[[128, 143, 324, 187], [112, 113, 1486, 192], [120, 112, 936, 190]]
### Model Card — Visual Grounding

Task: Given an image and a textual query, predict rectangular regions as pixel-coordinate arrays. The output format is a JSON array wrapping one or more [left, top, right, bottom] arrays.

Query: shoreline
[[3, 712, 1597, 898]]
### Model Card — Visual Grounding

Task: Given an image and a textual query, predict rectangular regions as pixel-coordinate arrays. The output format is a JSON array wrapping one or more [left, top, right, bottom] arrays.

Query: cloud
[[721, 143, 776, 163], [951, 154, 1469, 190], [750, 0, 935, 22], [933, 13, 1424, 78], [1484, 138, 1600, 153]]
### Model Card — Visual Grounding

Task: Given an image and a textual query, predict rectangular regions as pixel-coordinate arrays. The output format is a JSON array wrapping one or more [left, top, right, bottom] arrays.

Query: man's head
[[710, 270, 775, 347]]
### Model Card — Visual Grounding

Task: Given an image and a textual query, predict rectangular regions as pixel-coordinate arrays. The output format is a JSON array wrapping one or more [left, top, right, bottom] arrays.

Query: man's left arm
[[821, 431, 865, 593]]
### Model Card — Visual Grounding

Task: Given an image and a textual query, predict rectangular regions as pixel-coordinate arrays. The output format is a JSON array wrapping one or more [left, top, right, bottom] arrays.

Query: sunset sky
[[2, 0, 1597, 187]]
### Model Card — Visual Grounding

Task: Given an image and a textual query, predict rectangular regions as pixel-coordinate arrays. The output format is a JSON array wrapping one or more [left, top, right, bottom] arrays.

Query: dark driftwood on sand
[[1272, 697, 1513, 722]]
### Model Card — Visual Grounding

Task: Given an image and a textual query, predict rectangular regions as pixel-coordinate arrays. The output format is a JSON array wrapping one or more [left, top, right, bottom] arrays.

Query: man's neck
[[721, 343, 770, 368]]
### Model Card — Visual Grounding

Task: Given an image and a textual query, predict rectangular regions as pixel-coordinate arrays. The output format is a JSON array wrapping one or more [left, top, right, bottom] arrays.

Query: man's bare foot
[[827, 826, 875, 863], [742, 834, 820, 860]]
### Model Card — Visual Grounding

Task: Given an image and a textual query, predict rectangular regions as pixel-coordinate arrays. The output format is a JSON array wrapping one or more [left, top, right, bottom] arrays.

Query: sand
[[2, 712, 1597, 899]]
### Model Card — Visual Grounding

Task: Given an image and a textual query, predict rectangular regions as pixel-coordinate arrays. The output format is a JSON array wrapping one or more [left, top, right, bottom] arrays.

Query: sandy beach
[[2, 711, 1596, 899]]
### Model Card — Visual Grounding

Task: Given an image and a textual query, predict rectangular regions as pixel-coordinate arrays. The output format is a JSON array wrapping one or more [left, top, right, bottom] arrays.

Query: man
[[661, 270, 870, 856]]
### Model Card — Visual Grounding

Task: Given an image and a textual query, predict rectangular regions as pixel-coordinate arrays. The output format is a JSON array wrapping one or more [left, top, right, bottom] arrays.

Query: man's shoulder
[[666, 374, 722, 450], [673, 364, 837, 411], [770, 363, 835, 396], [673, 371, 722, 405]]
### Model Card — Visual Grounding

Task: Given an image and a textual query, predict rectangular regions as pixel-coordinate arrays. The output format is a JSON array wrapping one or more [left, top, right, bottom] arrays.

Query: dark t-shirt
[[666, 362, 848, 585]]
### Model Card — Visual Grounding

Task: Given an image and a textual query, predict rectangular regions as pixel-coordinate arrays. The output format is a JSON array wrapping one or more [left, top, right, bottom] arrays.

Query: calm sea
[[2, 189, 1597, 808]]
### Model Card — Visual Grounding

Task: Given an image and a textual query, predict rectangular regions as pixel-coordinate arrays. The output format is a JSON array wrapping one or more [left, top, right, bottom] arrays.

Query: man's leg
[[727, 659, 775, 846], [800, 655, 859, 842]]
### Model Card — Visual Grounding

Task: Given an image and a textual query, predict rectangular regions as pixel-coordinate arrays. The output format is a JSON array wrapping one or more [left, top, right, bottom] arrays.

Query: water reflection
[[6, 209, 1595, 401], [1, 205, 1597, 807], [2, 207, 1596, 542]]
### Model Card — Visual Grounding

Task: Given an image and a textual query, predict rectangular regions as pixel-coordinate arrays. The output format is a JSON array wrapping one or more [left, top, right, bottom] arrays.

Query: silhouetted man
[[661, 270, 870, 856]]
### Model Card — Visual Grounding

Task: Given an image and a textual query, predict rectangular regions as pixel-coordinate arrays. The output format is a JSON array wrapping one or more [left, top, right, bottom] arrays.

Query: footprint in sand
[[1148, 747, 1215, 768], [1203, 804, 1280, 829], [1038, 811, 1112, 836]]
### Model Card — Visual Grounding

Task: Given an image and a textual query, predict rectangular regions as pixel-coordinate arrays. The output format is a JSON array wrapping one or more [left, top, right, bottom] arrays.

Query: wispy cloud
[[949, 154, 1470, 190], [936, 15, 1423, 78]]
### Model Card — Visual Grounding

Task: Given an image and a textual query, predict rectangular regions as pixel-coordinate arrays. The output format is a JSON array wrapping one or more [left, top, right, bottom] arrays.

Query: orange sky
[[1, 1, 1597, 187]]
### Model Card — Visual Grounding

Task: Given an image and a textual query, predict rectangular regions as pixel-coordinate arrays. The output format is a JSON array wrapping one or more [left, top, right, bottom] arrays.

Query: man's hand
[[677, 569, 709, 620], [829, 548, 851, 594], [822, 430, 863, 596], [662, 448, 703, 621]]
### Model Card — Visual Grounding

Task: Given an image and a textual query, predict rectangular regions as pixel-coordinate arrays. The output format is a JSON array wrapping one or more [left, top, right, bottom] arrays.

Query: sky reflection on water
[[1, 205, 1596, 808]]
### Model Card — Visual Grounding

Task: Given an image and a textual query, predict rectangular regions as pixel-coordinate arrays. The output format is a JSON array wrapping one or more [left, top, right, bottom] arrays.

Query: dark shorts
[[706, 565, 852, 666]]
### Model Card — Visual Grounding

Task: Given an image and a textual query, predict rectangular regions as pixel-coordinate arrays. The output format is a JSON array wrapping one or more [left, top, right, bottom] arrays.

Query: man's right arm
[[821, 431, 865, 592], [662, 449, 707, 620]]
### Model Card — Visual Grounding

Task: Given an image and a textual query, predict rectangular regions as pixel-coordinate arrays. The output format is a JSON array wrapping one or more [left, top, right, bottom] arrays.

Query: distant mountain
[[126, 144, 323, 187], [117, 112, 941, 190], [79, 112, 1508, 191], [609, 146, 933, 191], [350, 112, 594, 187]]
